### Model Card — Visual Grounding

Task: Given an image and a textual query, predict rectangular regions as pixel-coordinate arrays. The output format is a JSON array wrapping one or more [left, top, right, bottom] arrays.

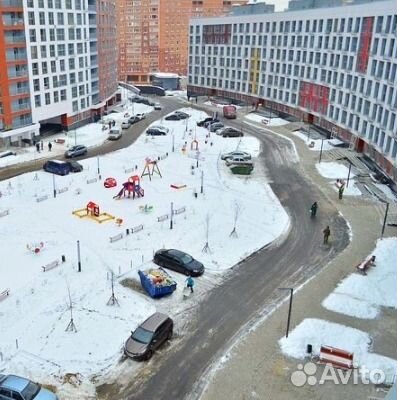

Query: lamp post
[[77, 240, 81, 272], [346, 161, 352, 188], [381, 202, 389, 239], [319, 139, 324, 163], [97, 156, 101, 180], [278, 287, 294, 338]]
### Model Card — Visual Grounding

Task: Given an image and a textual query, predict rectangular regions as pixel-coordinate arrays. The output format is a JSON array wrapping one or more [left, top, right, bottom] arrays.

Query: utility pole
[[52, 174, 56, 198], [319, 139, 324, 163], [97, 156, 101, 180], [200, 170, 204, 194], [170, 202, 174, 230], [279, 288, 294, 338], [381, 202, 389, 239]]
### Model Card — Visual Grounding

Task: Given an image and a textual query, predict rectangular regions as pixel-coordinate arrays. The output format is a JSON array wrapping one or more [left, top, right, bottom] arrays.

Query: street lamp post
[[319, 139, 324, 163], [346, 162, 352, 188], [278, 287, 294, 338], [381, 202, 390, 239]]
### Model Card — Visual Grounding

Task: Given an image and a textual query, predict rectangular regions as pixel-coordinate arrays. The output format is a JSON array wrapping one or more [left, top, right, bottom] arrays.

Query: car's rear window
[[21, 381, 40, 400]]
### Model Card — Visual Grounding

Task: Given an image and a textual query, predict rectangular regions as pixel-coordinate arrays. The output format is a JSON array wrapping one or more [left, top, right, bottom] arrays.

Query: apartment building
[[117, 0, 248, 84], [0, 0, 118, 147], [187, 0, 397, 181]]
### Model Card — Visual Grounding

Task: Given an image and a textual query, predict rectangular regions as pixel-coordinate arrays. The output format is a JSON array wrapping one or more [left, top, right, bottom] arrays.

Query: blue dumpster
[[138, 268, 177, 298]]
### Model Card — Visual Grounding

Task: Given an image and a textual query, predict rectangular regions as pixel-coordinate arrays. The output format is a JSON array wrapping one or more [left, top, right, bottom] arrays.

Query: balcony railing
[[2, 0, 23, 7]]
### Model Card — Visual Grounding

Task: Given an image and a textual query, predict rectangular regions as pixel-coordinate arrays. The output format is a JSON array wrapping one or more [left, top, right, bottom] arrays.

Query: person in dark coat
[[323, 225, 331, 244], [186, 276, 194, 293], [310, 202, 318, 217], [48, 141, 52, 151], [339, 185, 345, 199], [36, 142, 40, 152]]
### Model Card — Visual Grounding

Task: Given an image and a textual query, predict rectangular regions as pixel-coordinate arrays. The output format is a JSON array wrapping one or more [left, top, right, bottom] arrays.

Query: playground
[[0, 107, 289, 398]]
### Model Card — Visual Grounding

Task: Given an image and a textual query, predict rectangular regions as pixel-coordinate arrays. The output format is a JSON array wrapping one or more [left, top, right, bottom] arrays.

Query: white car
[[121, 120, 131, 129], [108, 129, 122, 140], [154, 103, 162, 110], [150, 125, 169, 134], [225, 156, 254, 167], [135, 113, 146, 120], [221, 151, 251, 161]]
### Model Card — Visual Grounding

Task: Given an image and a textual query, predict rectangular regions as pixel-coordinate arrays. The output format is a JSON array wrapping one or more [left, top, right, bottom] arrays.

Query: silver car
[[64, 145, 87, 158], [0, 374, 58, 400], [221, 151, 251, 161]]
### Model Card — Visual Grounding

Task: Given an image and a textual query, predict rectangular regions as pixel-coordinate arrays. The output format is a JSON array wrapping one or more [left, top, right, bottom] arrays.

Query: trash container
[[307, 344, 312, 354]]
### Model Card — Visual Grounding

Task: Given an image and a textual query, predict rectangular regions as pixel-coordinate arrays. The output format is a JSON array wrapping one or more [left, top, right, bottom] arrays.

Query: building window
[[34, 95, 41, 107], [45, 93, 51, 105]]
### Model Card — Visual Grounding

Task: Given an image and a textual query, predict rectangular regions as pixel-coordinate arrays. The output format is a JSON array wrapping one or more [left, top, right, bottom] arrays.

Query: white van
[[108, 128, 122, 140]]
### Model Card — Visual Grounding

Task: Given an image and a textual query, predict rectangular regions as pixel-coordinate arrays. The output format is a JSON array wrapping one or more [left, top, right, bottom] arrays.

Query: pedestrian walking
[[40, 141, 44, 151], [310, 202, 318, 218], [323, 225, 331, 244], [48, 141, 52, 151], [186, 276, 194, 293], [195, 96, 198, 104], [36, 142, 40, 152], [338, 185, 345, 200]]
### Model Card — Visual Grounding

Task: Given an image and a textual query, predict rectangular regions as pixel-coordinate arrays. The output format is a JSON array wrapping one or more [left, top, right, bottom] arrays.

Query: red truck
[[223, 105, 237, 119]]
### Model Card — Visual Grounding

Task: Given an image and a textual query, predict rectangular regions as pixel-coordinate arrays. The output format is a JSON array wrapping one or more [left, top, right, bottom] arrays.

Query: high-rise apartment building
[[0, 0, 118, 147], [187, 0, 397, 181], [117, 0, 248, 84]]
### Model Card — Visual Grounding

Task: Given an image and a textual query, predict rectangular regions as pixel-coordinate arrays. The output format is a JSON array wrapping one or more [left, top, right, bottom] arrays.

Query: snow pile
[[322, 238, 397, 319], [292, 131, 340, 151], [279, 319, 397, 378]]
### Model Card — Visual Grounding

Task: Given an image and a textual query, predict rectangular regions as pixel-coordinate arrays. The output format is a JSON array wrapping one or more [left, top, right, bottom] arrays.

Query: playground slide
[[113, 188, 124, 199]]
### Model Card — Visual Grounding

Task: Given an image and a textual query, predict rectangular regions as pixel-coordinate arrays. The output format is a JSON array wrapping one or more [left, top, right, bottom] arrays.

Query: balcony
[[2, 0, 23, 7]]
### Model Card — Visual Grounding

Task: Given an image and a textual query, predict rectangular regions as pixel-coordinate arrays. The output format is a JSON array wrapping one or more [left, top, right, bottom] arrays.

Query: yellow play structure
[[72, 201, 115, 224]]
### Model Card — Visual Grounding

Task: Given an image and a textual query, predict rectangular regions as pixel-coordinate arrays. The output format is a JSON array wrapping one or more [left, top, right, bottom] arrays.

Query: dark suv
[[124, 312, 173, 360]]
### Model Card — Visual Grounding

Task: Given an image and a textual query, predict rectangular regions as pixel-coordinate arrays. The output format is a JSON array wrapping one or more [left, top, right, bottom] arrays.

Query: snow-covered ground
[[279, 319, 397, 382], [245, 113, 289, 126], [322, 238, 397, 319], [0, 107, 289, 398], [0, 101, 153, 169], [315, 161, 362, 197], [292, 130, 345, 151]]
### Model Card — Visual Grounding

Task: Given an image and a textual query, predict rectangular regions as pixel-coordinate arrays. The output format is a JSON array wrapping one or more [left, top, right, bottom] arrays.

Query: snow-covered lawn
[[292, 130, 345, 151], [315, 161, 362, 197], [245, 113, 289, 126], [322, 238, 397, 319], [279, 319, 397, 381], [0, 107, 289, 397]]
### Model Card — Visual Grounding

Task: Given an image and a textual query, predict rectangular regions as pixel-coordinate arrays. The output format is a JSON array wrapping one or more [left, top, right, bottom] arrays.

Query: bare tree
[[65, 284, 77, 333], [230, 201, 241, 238], [107, 269, 120, 306], [202, 213, 211, 253]]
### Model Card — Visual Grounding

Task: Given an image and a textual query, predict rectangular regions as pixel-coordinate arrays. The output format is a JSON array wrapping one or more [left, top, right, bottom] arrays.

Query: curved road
[[96, 118, 350, 399]]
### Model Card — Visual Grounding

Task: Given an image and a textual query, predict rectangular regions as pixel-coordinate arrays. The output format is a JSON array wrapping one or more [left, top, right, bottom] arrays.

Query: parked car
[[154, 103, 162, 110], [197, 117, 217, 127], [108, 129, 122, 140], [0, 374, 58, 400], [221, 151, 252, 161], [67, 160, 83, 172], [64, 145, 87, 158], [164, 112, 189, 121], [43, 160, 70, 176], [204, 118, 220, 128], [150, 125, 169, 133], [209, 122, 224, 132], [146, 128, 167, 136], [153, 249, 204, 276], [0, 150, 16, 158], [174, 111, 190, 118], [164, 113, 181, 121], [218, 127, 243, 137], [124, 312, 173, 361], [121, 120, 131, 129], [128, 115, 140, 124], [135, 113, 146, 120], [225, 156, 254, 167]]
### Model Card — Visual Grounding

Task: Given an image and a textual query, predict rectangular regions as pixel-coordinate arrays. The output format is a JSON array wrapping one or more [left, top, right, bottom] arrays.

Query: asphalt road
[[0, 96, 183, 181], [96, 117, 350, 399]]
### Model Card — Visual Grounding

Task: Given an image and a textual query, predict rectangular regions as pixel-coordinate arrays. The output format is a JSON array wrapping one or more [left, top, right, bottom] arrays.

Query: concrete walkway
[[199, 119, 396, 400]]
